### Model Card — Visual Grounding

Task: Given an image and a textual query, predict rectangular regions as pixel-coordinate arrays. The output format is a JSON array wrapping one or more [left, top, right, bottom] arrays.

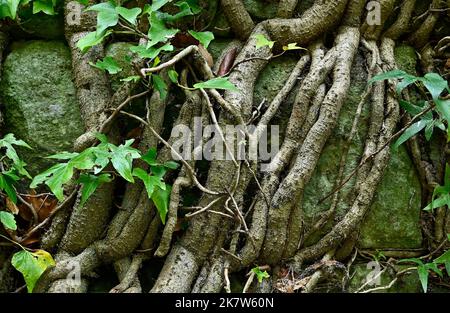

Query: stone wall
[[0, 40, 84, 174]]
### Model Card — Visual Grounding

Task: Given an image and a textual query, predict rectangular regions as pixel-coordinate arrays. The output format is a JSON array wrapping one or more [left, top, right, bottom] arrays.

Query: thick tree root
[[0, 30, 8, 128], [291, 37, 400, 269], [24, 0, 446, 293]]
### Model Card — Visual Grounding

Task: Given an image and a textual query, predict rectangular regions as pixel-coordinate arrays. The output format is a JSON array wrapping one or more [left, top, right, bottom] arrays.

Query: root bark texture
[[22, 0, 446, 293]]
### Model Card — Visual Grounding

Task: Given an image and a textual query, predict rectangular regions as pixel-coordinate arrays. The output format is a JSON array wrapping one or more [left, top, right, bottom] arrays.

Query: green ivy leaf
[[151, 185, 171, 224], [254, 34, 274, 49], [184, 0, 201, 14], [168, 70, 179, 84], [151, 165, 167, 179], [92, 147, 110, 174], [77, 173, 112, 207], [251, 267, 270, 283], [424, 120, 436, 141], [30, 163, 74, 201], [150, 0, 171, 12], [133, 168, 165, 199], [0, 211, 17, 230], [33, 0, 56, 15], [120, 75, 141, 82], [68, 149, 95, 170], [395, 75, 419, 94], [0, 133, 32, 178], [142, 147, 158, 165], [109, 140, 141, 182], [0, 0, 20, 19], [193, 77, 238, 91], [424, 165, 450, 211], [97, 11, 119, 34], [160, 1, 194, 22], [86, 2, 119, 34], [369, 70, 409, 84], [417, 264, 429, 293], [152, 74, 168, 100], [434, 250, 450, 276], [435, 98, 450, 126], [116, 6, 141, 25], [423, 194, 450, 211], [76, 30, 112, 53], [12, 250, 55, 293], [421, 73, 449, 101], [46, 152, 80, 160], [393, 120, 428, 150], [0, 172, 19, 203], [89, 56, 123, 74], [399, 100, 432, 119], [435, 248, 450, 265], [147, 11, 178, 48], [45, 164, 75, 201], [188, 30, 214, 48], [130, 42, 173, 60]]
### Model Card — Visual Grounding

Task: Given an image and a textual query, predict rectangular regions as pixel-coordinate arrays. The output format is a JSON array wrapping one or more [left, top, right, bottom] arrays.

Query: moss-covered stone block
[[348, 263, 422, 293], [394, 45, 417, 74], [301, 50, 423, 249], [358, 146, 422, 249], [243, 0, 278, 20], [0, 40, 84, 174]]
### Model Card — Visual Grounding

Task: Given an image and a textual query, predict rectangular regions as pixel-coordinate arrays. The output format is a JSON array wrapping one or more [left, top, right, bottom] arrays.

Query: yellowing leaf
[[12, 249, 55, 293], [282, 43, 307, 51], [254, 34, 274, 49]]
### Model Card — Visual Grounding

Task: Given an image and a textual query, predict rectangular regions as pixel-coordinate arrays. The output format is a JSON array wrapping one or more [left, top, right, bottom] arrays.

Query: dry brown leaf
[[37, 197, 57, 221], [198, 44, 213, 68], [19, 193, 57, 222], [171, 32, 199, 48], [174, 217, 187, 232], [6, 197, 19, 214], [217, 48, 237, 76]]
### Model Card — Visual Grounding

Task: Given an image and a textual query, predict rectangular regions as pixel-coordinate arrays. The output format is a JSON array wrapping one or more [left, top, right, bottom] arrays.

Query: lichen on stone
[[0, 40, 84, 174]]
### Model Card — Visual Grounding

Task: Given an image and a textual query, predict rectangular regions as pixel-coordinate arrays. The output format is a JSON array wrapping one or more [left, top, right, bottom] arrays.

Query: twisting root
[[277, 0, 299, 18], [361, 0, 396, 41], [291, 37, 401, 269], [110, 255, 144, 293], [302, 39, 380, 249], [408, 0, 445, 49], [154, 86, 203, 257], [28, 0, 440, 294], [0, 30, 8, 127], [238, 44, 337, 268], [261, 25, 360, 265], [302, 250, 335, 293], [151, 26, 272, 293], [220, 0, 254, 40], [383, 0, 417, 40]]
